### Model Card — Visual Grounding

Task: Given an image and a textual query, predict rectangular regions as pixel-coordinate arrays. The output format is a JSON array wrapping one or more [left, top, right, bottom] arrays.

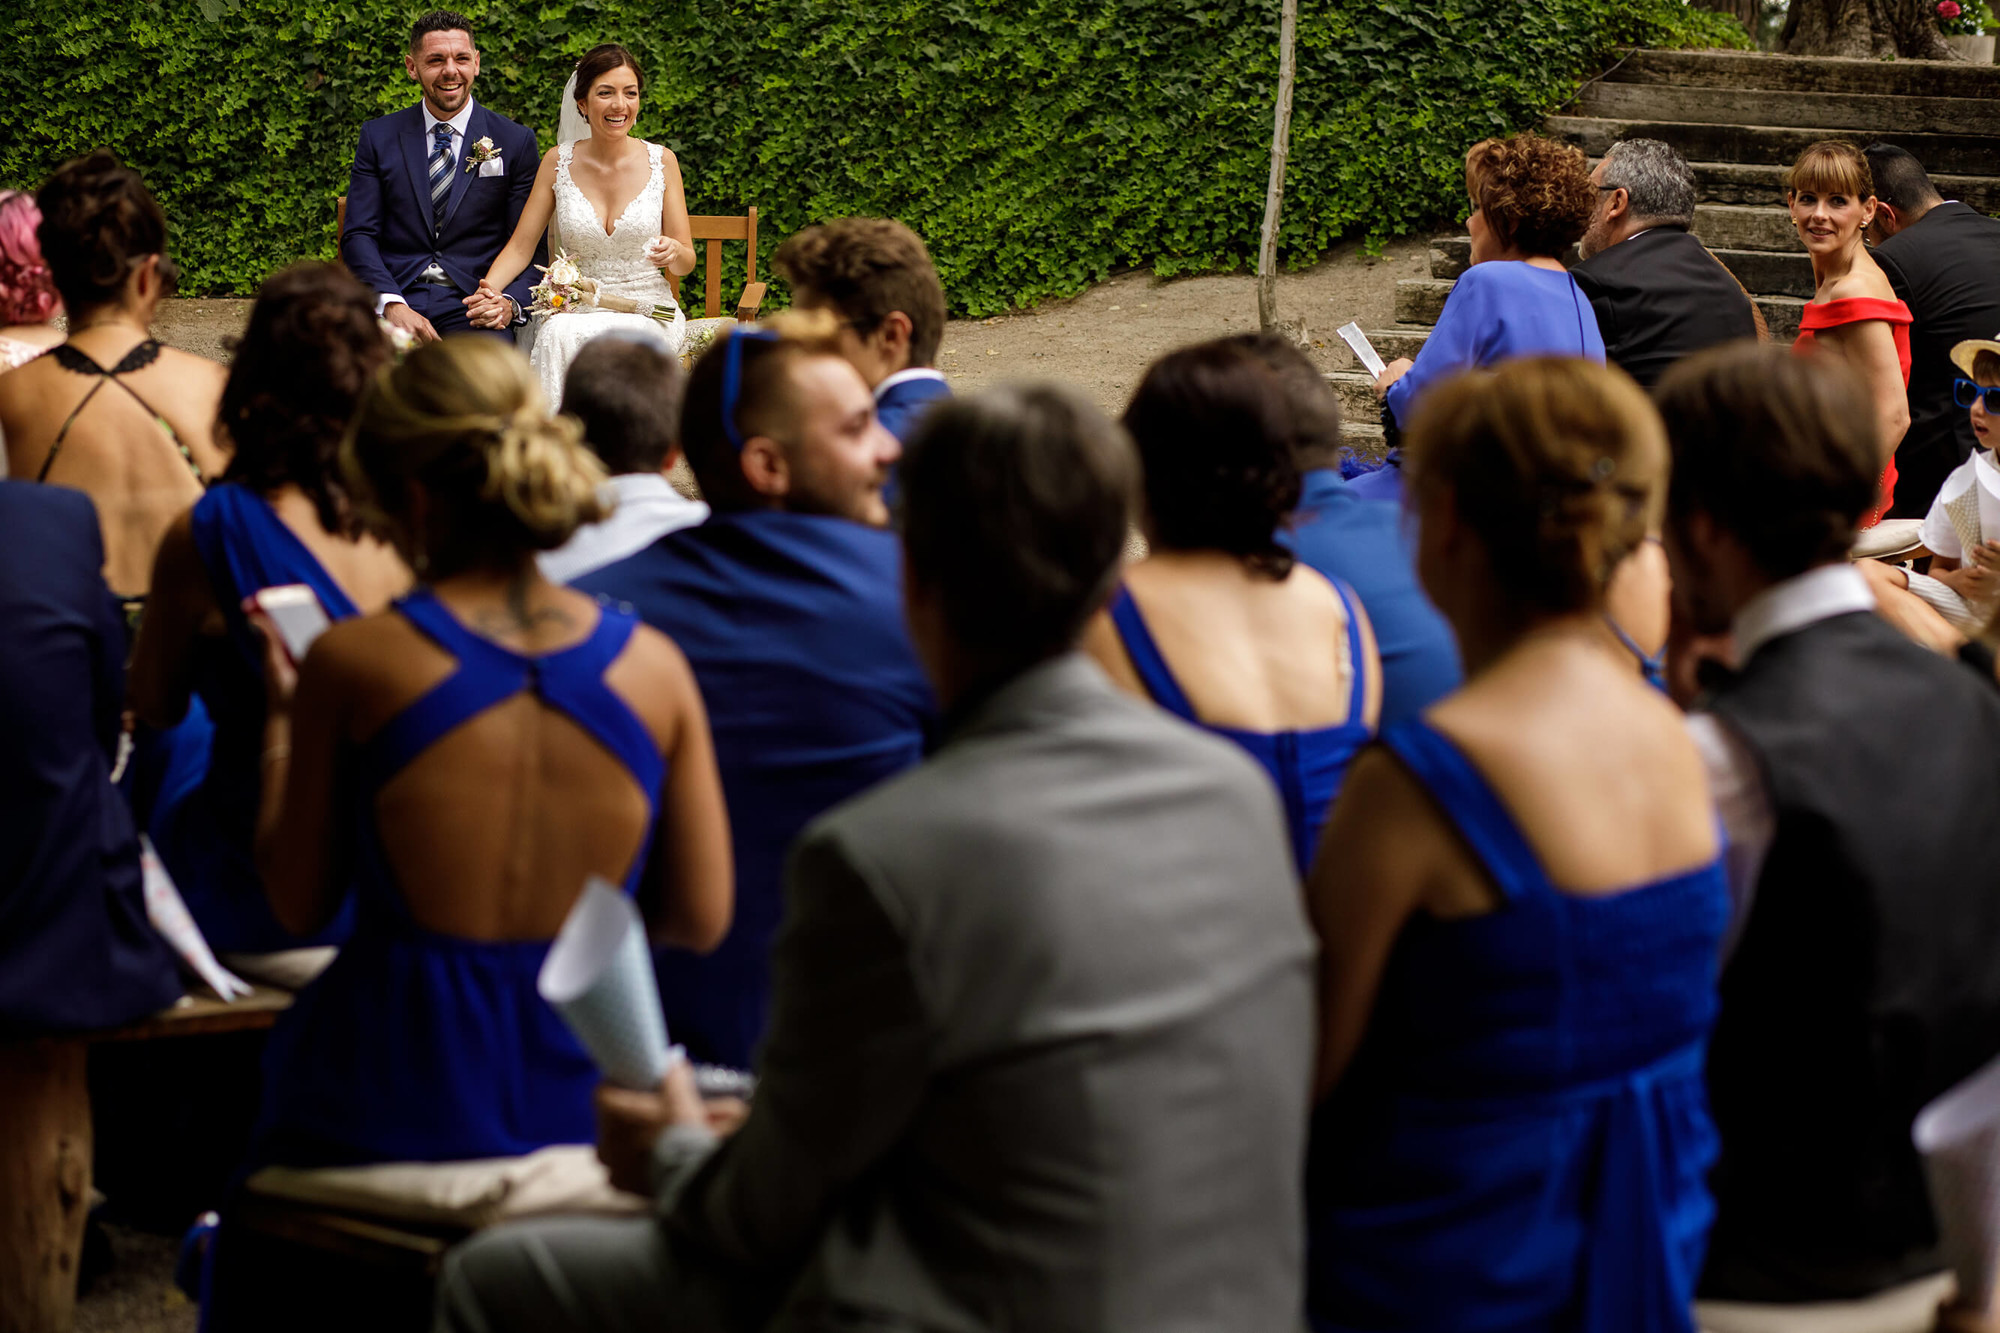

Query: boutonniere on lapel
[[464, 136, 500, 174]]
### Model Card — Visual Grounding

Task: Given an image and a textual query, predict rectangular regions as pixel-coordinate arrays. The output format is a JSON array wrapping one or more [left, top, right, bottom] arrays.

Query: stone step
[[1327, 326, 1432, 371], [1606, 48, 2000, 101], [1689, 161, 2000, 213], [1547, 114, 2000, 177], [1393, 277, 1805, 342], [1396, 279, 1457, 326], [1712, 247, 1815, 298], [1575, 80, 2000, 136], [1327, 370, 1384, 426], [1692, 203, 1797, 252]]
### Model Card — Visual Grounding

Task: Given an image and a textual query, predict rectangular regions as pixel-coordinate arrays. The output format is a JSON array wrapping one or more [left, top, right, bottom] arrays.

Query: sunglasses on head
[[1955, 378, 2000, 413], [720, 327, 780, 452]]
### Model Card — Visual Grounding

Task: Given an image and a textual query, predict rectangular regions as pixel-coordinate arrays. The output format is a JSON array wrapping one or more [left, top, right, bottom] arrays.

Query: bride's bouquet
[[529, 250, 678, 325]]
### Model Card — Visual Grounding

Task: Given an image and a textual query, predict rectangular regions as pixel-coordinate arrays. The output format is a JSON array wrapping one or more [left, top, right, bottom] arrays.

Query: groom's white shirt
[[377, 99, 479, 315]]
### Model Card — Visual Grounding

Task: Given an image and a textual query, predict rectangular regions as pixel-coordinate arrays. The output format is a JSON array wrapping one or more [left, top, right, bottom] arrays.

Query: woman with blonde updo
[[236, 334, 732, 1173], [1303, 359, 1729, 1330]]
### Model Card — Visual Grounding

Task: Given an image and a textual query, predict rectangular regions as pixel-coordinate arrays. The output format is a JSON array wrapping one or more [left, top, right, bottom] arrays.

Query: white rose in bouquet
[[546, 254, 583, 287]]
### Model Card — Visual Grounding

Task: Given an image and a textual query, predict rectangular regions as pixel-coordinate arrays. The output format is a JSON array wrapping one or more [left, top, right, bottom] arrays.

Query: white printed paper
[[139, 835, 252, 1000], [1336, 321, 1385, 378]]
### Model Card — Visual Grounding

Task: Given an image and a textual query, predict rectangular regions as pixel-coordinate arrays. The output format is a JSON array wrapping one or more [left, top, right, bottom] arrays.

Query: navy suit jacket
[[342, 101, 539, 315]]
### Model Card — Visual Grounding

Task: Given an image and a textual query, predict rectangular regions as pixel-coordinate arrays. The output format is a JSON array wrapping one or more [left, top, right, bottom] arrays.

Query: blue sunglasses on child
[[1955, 378, 2000, 413]]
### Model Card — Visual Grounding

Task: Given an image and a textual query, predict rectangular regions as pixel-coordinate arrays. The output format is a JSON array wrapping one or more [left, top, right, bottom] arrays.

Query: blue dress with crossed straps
[[1307, 719, 1728, 1332], [1108, 580, 1374, 875], [249, 588, 664, 1167], [151, 484, 361, 955]]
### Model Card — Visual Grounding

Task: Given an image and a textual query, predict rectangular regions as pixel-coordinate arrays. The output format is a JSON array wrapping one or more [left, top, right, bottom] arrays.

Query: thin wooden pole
[[1257, 0, 1298, 333]]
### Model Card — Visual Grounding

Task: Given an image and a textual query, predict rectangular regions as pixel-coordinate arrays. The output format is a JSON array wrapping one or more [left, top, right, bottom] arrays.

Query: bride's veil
[[550, 69, 591, 254]]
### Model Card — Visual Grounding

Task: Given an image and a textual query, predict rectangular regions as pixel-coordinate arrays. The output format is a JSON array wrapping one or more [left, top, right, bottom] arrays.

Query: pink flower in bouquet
[[1939, 2, 1964, 18]]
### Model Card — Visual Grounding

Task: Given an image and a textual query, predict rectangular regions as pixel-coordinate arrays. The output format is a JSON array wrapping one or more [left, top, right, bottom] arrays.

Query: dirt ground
[[148, 237, 1431, 411], [71, 235, 1426, 1333]]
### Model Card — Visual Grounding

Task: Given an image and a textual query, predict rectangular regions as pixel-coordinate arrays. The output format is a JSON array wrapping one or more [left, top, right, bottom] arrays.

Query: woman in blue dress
[[1084, 339, 1381, 876], [240, 334, 733, 1170], [1304, 357, 1728, 1332], [1355, 134, 1605, 507], [131, 263, 410, 966]]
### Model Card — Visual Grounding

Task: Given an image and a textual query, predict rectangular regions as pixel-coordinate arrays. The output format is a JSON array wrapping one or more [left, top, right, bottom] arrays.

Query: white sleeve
[[376, 292, 408, 314], [1922, 491, 1965, 561], [1686, 711, 1775, 961]]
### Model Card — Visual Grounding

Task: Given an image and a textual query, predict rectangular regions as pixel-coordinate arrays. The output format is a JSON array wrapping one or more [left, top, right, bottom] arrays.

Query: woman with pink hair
[[0, 190, 62, 371]]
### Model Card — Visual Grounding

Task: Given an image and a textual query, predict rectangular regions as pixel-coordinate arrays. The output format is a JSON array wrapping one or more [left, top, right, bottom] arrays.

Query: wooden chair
[[0, 988, 293, 1333], [684, 209, 767, 322]]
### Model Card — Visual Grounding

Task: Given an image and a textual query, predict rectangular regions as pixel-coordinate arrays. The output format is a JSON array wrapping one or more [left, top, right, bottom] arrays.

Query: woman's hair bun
[[1405, 357, 1666, 618], [482, 405, 608, 549], [342, 337, 608, 571]]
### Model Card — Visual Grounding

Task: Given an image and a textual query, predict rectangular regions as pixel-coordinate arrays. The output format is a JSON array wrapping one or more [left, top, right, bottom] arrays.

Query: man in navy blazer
[[342, 10, 539, 343], [774, 218, 952, 444]]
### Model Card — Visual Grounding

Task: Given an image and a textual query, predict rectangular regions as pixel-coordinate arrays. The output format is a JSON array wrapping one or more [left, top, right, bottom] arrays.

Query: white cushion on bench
[[245, 1144, 647, 1230]]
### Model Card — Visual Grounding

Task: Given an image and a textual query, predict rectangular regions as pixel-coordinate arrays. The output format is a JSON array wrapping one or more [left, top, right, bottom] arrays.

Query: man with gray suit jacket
[[435, 386, 1316, 1333]]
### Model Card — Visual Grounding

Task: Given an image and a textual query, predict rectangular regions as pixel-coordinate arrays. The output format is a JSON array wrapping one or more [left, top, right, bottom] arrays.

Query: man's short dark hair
[[1654, 342, 1880, 580], [410, 10, 473, 50], [1863, 143, 1943, 212], [559, 336, 684, 476], [1225, 332, 1343, 471], [678, 313, 848, 512], [774, 218, 948, 367], [901, 386, 1136, 671]]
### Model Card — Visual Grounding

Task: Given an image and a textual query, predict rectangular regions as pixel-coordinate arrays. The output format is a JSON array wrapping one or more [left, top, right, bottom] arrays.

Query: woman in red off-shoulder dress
[[1785, 141, 1911, 529]]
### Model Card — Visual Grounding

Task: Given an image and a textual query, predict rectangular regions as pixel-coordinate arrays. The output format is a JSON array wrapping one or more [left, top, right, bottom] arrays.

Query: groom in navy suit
[[342, 11, 539, 342]]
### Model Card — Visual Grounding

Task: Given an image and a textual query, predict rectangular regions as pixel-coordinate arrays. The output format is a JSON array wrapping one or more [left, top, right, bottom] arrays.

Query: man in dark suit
[[1657, 346, 2000, 1316], [341, 10, 538, 343], [1572, 138, 1761, 390], [1864, 143, 2000, 518]]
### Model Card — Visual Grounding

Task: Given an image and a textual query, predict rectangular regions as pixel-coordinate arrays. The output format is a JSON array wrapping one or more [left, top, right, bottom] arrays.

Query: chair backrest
[[337, 195, 347, 240], [684, 209, 758, 319]]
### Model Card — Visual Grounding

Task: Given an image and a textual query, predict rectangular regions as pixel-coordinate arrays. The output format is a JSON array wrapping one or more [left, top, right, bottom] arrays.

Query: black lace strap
[[39, 339, 200, 485]]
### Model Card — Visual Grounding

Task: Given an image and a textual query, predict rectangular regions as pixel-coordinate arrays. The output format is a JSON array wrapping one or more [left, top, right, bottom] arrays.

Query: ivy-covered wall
[[0, 1, 1742, 314]]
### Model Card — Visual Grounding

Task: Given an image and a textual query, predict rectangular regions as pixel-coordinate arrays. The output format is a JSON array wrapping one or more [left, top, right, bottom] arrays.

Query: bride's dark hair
[[573, 44, 645, 103]]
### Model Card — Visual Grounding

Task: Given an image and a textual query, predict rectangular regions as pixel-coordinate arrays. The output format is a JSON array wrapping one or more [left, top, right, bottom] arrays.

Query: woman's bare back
[[323, 585, 687, 942], [1086, 551, 1376, 731], [0, 329, 226, 595]]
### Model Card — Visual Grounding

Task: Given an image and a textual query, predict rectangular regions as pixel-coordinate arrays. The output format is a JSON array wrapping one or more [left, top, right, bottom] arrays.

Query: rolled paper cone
[[538, 877, 675, 1090], [1914, 1053, 2000, 1312]]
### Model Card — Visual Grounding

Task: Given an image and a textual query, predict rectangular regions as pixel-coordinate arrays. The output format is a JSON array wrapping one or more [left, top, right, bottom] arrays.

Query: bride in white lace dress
[[474, 45, 693, 403]]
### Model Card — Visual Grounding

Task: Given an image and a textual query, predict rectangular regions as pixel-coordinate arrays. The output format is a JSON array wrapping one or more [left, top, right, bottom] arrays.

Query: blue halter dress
[[1307, 719, 1728, 1333], [250, 588, 664, 1167], [152, 484, 361, 955], [1109, 580, 1374, 874]]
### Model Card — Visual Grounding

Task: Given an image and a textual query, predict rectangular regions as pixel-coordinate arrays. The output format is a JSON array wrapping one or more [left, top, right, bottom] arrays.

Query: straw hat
[[1949, 329, 2000, 379]]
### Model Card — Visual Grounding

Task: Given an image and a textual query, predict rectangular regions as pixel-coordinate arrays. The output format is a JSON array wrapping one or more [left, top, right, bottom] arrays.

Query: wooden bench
[[332, 196, 768, 323], [0, 987, 292, 1333]]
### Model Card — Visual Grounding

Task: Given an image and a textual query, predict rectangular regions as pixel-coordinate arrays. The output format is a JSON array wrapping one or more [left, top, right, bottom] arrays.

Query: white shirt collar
[[1731, 562, 1876, 665], [423, 100, 476, 141], [874, 367, 947, 399]]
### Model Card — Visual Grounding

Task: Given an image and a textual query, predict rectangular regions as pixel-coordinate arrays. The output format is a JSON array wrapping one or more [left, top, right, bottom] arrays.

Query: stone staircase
[[1330, 48, 2000, 456]]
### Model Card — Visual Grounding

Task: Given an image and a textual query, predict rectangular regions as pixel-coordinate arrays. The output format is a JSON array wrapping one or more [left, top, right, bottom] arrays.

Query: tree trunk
[[1256, 0, 1298, 333], [1691, 0, 1759, 33], [1782, 0, 1957, 58]]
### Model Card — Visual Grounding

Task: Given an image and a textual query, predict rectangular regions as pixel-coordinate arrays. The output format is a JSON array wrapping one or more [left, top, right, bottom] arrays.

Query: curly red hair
[[1464, 135, 1596, 260], [0, 191, 61, 327]]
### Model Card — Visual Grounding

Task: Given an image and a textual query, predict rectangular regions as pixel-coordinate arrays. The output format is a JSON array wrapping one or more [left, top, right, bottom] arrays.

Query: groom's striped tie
[[429, 123, 453, 233]]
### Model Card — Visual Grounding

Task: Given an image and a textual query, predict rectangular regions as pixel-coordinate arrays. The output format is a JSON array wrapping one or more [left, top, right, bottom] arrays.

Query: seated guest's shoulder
[[0, 477, 97, 533]]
